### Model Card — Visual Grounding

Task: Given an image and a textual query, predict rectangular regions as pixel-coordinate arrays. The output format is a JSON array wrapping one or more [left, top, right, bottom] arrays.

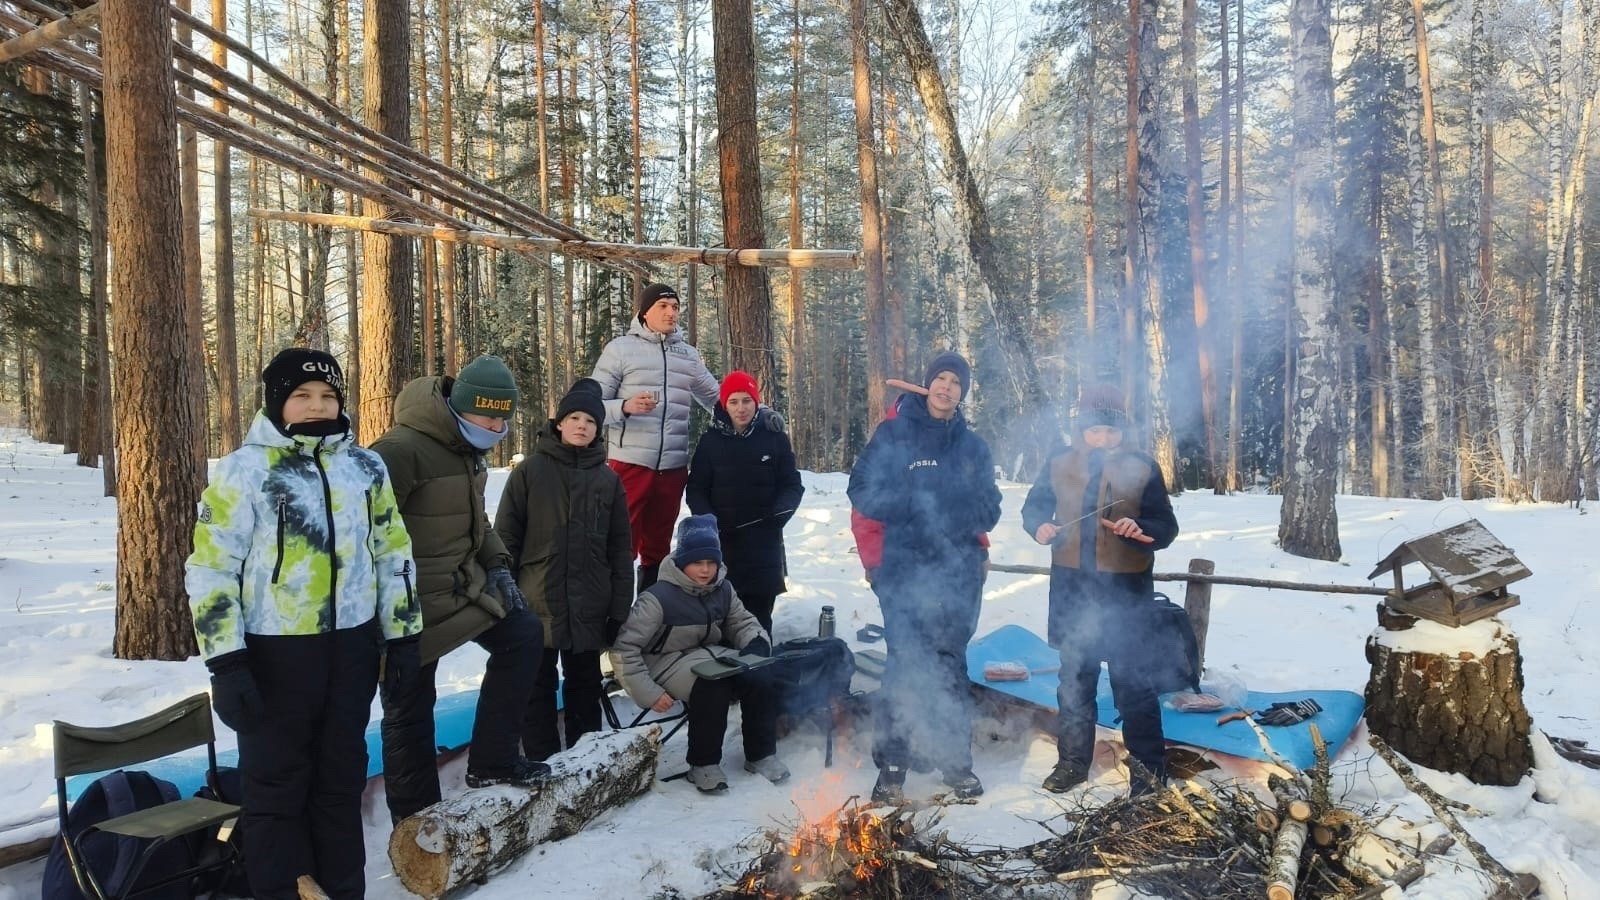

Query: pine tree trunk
[[358, 0, 415, 442], [1181, 0, 1218, 492], [786, 0, 806, 457], [1365, 610, 1532, 786], [851, 0, 889, 429], [210, 0, 240, 452], [175, 0, 209, 454], [78, 81, 105, 471], [882, 0, 1047, 458], [104, 0, 205, 660], [535, 0, 557, 411], [712, 0, 775, 390], [1278, 0, 1341, 561], [438, 0, 458, 374]]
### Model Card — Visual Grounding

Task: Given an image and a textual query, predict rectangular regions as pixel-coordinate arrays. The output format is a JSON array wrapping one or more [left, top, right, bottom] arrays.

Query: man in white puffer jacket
[[592, 282, 720, 592]]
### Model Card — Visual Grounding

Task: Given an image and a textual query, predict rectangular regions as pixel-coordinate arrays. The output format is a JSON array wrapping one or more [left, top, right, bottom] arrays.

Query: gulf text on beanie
[[672, 513, 723, 568], [262, 347, 345, 425], [719, 370, 761, 408], [449, 355, 519, 419], [923, 351, 971, 400]]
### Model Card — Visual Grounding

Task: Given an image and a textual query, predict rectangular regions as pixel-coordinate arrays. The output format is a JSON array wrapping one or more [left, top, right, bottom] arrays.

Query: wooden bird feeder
[[1366, 519, 1530, 627]]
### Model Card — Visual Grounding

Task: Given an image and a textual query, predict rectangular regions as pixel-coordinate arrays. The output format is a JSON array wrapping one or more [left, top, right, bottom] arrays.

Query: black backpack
[[768, 637, 856, 719], [1147, 593, 1202, 695], [43, 770, 195, 900]]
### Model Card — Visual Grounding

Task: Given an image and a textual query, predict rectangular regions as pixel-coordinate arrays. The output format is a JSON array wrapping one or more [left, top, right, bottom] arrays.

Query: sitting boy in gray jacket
[[609, 514, 789, 793]]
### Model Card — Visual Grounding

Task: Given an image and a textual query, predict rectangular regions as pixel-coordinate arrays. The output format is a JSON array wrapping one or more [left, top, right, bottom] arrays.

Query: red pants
[[609, 461, 689, 567]]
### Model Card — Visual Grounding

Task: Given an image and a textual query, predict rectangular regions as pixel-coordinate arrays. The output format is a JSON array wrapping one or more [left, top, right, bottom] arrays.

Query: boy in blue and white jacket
[[186, 348, 419, 900]]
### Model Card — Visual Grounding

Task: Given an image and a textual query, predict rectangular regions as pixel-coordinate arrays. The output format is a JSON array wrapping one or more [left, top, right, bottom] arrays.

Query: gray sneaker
[[744, 755, 791, 784], [686, 764, 729, 794]]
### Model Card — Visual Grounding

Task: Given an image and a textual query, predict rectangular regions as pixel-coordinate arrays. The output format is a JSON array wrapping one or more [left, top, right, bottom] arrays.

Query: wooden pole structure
[[247, 210, 864, 270], [0, 1, 99, 63], [987, 560, 1390, 596]]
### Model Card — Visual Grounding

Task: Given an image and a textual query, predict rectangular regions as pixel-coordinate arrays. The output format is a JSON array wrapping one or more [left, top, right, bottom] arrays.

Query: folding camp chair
[[53, 693, 243, 900], [599, 675, 689, 743]]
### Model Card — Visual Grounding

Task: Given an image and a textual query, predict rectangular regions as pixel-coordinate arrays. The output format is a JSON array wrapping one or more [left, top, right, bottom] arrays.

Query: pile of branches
[[1018, 774, 1381, 898], [689, 726, 1459, 900]]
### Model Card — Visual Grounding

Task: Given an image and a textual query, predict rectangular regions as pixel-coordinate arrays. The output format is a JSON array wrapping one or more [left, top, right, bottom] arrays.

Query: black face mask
[[281, 417, 348, 438]]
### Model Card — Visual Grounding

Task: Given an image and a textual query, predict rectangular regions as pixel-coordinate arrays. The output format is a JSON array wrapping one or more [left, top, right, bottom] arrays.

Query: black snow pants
[[381, 607, 543, 821], [871, 571, 983, 775], [523, 647, 604, 761], [685, 668, 780, 767], [1049, 566, 1166, 781], [237, 621, 380, 900]]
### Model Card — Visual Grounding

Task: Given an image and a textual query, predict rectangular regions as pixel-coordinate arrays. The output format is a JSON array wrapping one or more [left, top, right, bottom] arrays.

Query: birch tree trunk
[[712, 0, 775, 389], [1227, 0, 1246, 491], [104, 0, 206, 659], [1403, 0, 1444, 500], [359, 0, 415, 442], [1279, 0, 1341, 561]]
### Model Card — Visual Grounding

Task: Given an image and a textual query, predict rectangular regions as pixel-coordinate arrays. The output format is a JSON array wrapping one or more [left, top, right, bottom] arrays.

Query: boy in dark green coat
[[496, 379, 634, 760]]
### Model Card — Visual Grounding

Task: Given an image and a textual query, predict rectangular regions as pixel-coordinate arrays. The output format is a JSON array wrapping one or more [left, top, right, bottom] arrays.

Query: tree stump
[[388, 725, 662, 898], [1364, 605, 1532, 785]]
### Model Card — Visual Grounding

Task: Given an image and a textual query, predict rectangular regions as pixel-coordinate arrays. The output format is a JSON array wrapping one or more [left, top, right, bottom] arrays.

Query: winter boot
[[941, 768, 984, 799], [744, 755, 791, 784], [465, 756, 553, 789], [687, 764, 730, 794], [870, 765, 907, 804], [1042, 761, 1089, 794]]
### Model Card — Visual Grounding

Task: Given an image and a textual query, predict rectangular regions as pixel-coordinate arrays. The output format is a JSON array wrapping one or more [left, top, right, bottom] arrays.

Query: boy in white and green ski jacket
[[184, 348, 420, 900], [187, 412, 421, 657]]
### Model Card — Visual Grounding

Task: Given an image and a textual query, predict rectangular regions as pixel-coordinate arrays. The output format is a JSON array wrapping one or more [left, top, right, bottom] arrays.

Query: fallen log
[[389, 726, 661, 899]]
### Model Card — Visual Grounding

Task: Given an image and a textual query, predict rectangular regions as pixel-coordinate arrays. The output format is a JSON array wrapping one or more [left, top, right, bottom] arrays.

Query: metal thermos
[[818, 606, 836, 638]]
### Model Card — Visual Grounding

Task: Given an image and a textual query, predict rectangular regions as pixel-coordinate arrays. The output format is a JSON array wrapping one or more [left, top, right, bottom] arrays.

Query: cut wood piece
[[1265, 818, 1308, 900], [0, 2, 100, 64], [296, 875, 329, 900], [388, 726, 662, 899]]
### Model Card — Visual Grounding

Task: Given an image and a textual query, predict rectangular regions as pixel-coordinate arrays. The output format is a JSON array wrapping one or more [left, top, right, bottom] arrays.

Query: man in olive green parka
[[373, 356, 548, 822]]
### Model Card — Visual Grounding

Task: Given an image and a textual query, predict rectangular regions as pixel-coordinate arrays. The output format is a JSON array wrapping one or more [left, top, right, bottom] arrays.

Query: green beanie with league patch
[[449, 355, 518, 418]]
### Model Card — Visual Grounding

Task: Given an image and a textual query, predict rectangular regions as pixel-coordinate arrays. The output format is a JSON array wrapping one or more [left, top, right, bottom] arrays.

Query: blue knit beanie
[[672, 514, 723, 568]]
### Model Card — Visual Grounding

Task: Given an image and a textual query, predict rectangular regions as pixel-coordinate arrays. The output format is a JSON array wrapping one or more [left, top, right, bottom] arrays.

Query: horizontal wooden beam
[[0, 2, 99, 64], [246, 210, 864, 270], [987, 562, 1391, 596]]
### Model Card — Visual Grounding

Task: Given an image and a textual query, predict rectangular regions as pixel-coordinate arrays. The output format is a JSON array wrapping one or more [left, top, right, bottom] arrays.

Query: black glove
[[1255, 698, 1322, 726], [487, 566, 526, 614], [603, 618, 623, 647], [383, 634, 421, 697], [742, 636, 772, 658], [206, 651, 265, 734]]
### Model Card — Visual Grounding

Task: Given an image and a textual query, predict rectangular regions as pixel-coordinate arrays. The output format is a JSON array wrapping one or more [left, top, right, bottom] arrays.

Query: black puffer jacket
[[685, 406, 805, 598], [495, 421, 634, 651], [846, 394, 1001, 610]]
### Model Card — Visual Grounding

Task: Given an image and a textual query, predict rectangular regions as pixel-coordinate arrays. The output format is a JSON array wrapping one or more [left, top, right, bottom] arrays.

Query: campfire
[[721, 803, 934, 899]]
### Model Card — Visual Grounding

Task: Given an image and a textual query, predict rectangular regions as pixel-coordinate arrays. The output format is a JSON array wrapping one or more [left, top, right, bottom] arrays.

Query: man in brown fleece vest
[[1020, 384, 1179, 796]]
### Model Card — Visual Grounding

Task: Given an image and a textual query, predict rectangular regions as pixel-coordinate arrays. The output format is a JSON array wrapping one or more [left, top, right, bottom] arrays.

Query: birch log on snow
[[389, 726, 662, 898]]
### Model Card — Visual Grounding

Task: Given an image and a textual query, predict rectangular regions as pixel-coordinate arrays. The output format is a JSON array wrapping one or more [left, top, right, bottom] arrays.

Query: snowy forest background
[[3, 0, 1598, 529]]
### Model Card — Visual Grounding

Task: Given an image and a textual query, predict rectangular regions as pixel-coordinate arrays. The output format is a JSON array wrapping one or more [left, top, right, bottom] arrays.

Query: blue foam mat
[[62, 688, 487, 802], [967, 624, 1364, 770]]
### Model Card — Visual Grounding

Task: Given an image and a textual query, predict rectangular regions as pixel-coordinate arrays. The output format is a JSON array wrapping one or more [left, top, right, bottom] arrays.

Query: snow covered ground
[[3, 428, 1600, 898]]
